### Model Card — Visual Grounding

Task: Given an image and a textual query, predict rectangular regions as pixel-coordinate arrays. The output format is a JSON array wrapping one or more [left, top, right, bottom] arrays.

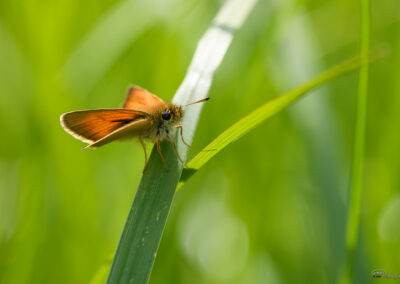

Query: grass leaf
[[340, 0, 371, 282], [179, 50, 383, 189], [106, 1, 258, 283]]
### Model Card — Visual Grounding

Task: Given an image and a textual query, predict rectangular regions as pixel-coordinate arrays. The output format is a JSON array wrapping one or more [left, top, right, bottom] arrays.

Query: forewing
[[60, 109, 149, 144], [84, 119, 152, 149], [122, 85, 165, 112]]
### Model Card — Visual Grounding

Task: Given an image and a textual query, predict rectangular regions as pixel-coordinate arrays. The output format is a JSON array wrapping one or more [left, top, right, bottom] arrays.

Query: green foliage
[[0, 0, 399, 284], [340, 0, 371, 282], [179, 54, 374, 188]]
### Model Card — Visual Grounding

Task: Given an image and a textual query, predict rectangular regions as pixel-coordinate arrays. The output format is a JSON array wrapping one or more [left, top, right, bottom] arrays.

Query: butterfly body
[[60, 86, 208, 172]]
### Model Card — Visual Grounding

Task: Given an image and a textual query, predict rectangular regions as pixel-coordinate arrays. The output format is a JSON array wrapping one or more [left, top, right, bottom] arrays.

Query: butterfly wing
[[84, 119, 152, 149], [122, 86, 165, 112], [60, 109, 152, 148]]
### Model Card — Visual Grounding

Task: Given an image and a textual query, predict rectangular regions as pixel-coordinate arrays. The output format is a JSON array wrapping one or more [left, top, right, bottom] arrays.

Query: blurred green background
[[1, 0, 399, 283]]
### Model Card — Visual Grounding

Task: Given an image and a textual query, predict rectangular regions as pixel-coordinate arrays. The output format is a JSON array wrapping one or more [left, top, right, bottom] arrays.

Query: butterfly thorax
[[145, 104, 184, 142]]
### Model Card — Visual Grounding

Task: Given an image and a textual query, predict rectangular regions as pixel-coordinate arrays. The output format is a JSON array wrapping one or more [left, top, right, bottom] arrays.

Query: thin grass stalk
[[340, 0, 370, 282]]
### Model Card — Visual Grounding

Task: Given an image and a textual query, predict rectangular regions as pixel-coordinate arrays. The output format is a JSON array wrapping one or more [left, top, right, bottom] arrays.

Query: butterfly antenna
[[181, 97, 210, 107]]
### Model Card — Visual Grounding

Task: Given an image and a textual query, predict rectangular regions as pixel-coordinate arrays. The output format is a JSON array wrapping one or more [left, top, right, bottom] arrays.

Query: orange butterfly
[[60, 86, 209, 171]]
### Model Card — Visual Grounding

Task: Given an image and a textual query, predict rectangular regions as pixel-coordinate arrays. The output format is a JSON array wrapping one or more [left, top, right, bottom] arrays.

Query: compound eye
[[162, 110, 171, 121]]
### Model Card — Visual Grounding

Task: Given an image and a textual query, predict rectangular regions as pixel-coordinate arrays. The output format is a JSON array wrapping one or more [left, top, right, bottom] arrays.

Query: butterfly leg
[[157, 134, 168, 171], [139, 136, 148, 173], [167, 134, 184, 164], [175, 125, 191, 147]]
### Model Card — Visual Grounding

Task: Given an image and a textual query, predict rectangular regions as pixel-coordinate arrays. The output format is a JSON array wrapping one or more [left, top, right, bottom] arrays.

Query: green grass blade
[[106, 1, 258, 283], [179, 52, 380, 188], [340, 0, 370, 282]]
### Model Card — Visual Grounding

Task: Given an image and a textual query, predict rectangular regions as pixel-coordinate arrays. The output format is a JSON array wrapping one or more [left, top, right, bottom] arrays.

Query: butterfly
[[60, 86, 209, 172]]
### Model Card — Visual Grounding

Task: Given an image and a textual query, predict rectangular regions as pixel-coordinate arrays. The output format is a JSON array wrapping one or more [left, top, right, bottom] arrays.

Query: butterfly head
[[157, 97, 209, 130], [160, 104, 184, 127]]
